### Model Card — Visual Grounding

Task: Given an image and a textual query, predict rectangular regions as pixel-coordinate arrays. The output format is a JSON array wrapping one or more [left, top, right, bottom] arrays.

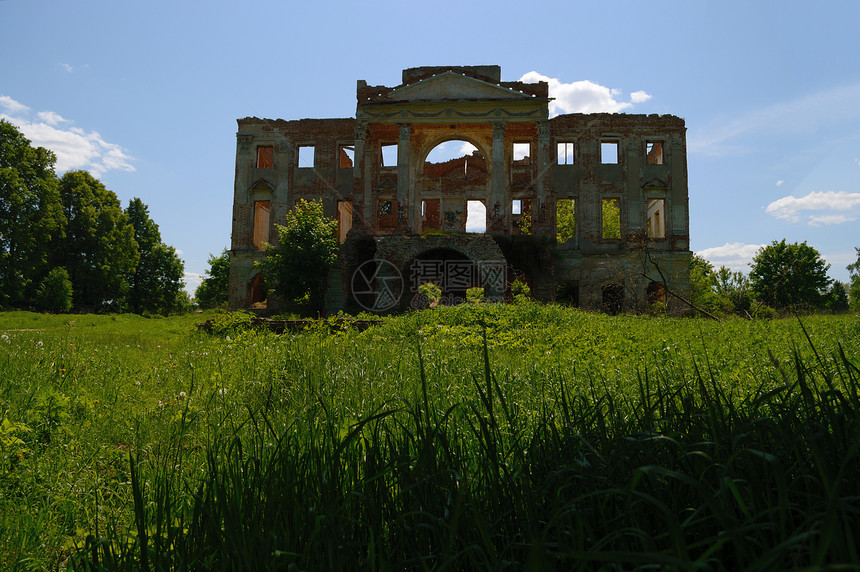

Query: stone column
[[353, 122, 370, 231], [491, 122, 506, 232], [397, 123, 412, 231], [275, 136, 292, 204], [536, 120, 550, 234], [235, 135, 252, 206]]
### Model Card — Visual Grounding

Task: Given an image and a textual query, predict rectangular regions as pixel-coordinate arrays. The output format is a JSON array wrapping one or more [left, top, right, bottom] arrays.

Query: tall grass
[[1, 308, 859, 569]]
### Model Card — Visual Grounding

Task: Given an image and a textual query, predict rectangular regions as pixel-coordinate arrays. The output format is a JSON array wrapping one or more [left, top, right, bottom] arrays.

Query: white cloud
[[518, 72, 651, 116], [809, 214, 857, 226], [0, 95, 134, 177], [765, 191, 860, 224], [184, 272, 203, 294], [776, 179, 784, 186], [36, 111, 69, 126], [459, 141, 477, 155], [630, 91, 652, 104], [59, 63, 74, 73], [0, 95, 29, 114], [696, 242, 765, 273]]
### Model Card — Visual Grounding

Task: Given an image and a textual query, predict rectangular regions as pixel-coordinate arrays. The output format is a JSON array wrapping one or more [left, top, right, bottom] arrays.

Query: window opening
[[556, 198, 576, 243], [601, 141, 618, 164], [339, 145, 354, 168], [337, 201, 353, 244], [424, 140, 486, 183], [377, 199, 396, 232], [646, 141, 663, 165], [298, 145, 315, 168], [512, 198, 532, 235], [466, 200, 486, 233], [556, 280, 579, 306], [557, 142, 574, 165], [253, 200, 271, 249], [512, 142, 530, 166], [249, 273, 267, 306], [421, 199, 441, 230], [381, 143, 398, 168], [602, 198, 621, 239], [602, 283, 625, 315], [646, 198, 666, 239], [256, 146, 274, 168]]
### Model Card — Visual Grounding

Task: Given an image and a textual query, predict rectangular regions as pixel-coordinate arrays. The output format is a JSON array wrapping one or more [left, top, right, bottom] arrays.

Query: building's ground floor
[[229, 235, 691, 315]]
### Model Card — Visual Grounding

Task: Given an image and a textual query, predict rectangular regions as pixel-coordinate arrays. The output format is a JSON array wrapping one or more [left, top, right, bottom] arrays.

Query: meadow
[[1, 306, 859, 570]]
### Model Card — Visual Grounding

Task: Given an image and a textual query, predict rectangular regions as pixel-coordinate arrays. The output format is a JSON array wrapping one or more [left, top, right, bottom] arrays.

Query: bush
[[34, 267, 73, 313], [466, 287, 485, 304], [417, 282, 442, 308]]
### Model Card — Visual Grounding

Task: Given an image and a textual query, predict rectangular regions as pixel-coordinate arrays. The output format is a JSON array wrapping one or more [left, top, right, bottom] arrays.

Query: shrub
[[34, 267, 73, 313], [417, 282, 442, 308], [466, 287, 485, 304]]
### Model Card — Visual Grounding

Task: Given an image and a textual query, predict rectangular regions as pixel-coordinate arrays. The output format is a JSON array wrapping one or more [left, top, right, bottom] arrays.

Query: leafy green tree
[[556, 199, 575, 243], [34, 267, 73, 313], [714, 266, 753, 314], [848, 247, 860, 312], [194, 250, 230, 309], [689, 254, 719, 313], [125, 198, 184, 314], [601, 198, 621, 239], [0, 120, 64, 307], [259, 199, 337, 315], [51, 171, 139, 311], [749, 239, 831, 310], [823, 282, 850, 314]]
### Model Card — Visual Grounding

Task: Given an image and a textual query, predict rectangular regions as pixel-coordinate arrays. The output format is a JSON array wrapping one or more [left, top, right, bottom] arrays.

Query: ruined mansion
[[229, 65, 691, 313]]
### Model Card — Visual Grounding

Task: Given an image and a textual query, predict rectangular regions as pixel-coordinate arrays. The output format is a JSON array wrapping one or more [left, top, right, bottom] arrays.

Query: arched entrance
[[412, 247, 472, 305], [417, 137, 490, 234], [371, 234, 507, 310]]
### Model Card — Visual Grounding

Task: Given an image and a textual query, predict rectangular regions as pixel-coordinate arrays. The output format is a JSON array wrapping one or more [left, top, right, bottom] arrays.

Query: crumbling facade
[[230, 65, 691, 313]]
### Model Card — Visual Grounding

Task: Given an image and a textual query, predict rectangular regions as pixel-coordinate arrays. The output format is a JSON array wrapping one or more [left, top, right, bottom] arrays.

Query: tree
[[847, 248, 860, 312], [714, 266, 753, 315], [0, 120, 64, 307], [689, 254, 719, 314], [259, 199, 337, 315], [194, 250, 230, 309], [556, 199, 575, 243], [51, 171, 139, 311], [824, 282, 850, 314], [125, 198, 185, 314], [749, 239, 831, 310], [34, 267, 73, 313]]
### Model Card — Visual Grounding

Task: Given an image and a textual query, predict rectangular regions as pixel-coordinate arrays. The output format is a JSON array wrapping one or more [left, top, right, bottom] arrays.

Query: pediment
[[377, 177, 397, 190], [250, 178, 274, 191], [388, 71, 531, 102], [642, 176, 668, 190]]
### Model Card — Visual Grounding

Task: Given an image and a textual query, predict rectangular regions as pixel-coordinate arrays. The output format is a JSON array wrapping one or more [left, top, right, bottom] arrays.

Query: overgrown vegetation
[[1, 306, 859, 570], [0, 121, 184, 314]]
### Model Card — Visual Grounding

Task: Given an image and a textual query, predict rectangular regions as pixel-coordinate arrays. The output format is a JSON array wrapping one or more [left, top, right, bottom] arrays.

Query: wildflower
[[218, 388, 227, 396], [179, 391, 187, 399]]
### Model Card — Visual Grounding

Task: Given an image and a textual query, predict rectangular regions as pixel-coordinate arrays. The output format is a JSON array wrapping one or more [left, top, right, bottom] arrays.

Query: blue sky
[[2, 0, 858, 292]]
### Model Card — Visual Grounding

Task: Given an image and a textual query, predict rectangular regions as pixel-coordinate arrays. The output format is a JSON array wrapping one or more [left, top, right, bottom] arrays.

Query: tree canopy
[[0, 120, 185, 314], [0, 120, 64, 306], [194, 250, 231, 309], [848, 247, 860, 311], [126, 198, 185, 314], [749, 239, 831, 310], [259, 199, 338, 315]]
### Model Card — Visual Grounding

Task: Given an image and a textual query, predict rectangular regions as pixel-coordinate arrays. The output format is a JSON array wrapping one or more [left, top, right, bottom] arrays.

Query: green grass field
[[1, 306, 859, 570]]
